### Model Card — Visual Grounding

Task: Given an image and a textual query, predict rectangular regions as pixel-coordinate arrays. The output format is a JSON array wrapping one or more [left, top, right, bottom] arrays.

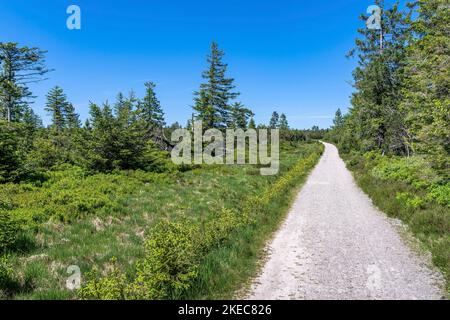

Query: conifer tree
[[193, 42, 239, 129], [230, 102, 254, 128], [345, 0, 412, 154], [332, 108, 344, 129], [45, 86, 68, 132], [402, 0, 449, 167], [65, 103, 81, 129], [0, 43, 50, 122], [269, 111, 279, 129], [0, 120, 24, 182], [279, 113, 289, 130], [136, 82, 165, 137], [248, 117, 256, 129]]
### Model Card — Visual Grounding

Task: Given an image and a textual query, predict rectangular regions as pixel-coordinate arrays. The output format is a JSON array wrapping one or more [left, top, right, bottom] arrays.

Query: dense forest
[[326, 0, 449, 293], [327, 0, 448, 167]]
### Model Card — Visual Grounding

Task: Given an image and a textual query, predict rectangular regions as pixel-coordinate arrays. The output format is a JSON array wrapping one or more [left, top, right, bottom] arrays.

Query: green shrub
[[78, 258, 128, 300], [395, 192, 425, 209], [0, 256, 13, 286], [202, 208, 245, 249], [0, 255, 20, 298], [0, 212, 22, 252], [370, 156, 439, 189], [128, 220, 200, 299], [0, 166, 172, 225], [428, 183, 450, 207], [80, 220, 201, 300]]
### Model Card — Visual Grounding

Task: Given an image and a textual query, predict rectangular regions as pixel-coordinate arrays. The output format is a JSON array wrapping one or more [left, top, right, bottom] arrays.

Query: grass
[[341, 151, 450, 296], [1, 141, 323, 299]]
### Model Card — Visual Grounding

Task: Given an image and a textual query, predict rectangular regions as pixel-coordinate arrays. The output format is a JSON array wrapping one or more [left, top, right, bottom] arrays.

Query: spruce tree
[[345, 0, 412, 154], [279, 113, 289, 130], [402, 0, 449, 168], [193, 42, 239, 129], [0, 43, 50, 122], [230, 102, 254, 128], [248, 117, 256, 129], [332, 109, 344, 129], [136, 82, 165, 137], [65, 103, 81, 129], [269, 111, 279, 129], [45, 86, 68, 132], [0, 120, 23, 182]]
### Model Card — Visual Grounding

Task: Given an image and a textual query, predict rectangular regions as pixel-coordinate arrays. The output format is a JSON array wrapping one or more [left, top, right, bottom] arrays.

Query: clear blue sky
[[0, 0, 376, 129]]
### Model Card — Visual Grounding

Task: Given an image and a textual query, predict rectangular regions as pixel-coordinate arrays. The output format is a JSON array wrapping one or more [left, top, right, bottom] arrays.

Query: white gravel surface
[[247, 142, 444, 300]]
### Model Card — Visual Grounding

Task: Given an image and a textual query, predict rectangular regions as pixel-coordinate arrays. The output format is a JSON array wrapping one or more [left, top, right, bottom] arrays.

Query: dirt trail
[[247, 142, 444, 300]]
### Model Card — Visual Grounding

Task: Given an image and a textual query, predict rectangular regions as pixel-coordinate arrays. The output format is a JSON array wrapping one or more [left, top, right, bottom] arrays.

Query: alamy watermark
[[366, 5, 382, 30], [65, 5, 381, 31], [171, 121, 280, 176], [66, 265, 81, 290], [66, 5, 81, 30]]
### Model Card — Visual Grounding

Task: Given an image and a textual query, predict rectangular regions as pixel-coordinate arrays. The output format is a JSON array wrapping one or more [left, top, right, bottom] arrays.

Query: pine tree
[[279, 113, 289, 130], [0, 43, 50, 122], [45, 86, 68, 132], [269, 111, 279, 129], [193, 42, 239, 129]]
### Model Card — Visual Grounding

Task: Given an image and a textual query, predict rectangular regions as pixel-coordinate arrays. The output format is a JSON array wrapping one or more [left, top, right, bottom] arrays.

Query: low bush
[[0, 255, 20, 298], [0, 165, 172, 228], [0, 212, 22, 253], [395, 192, 425, 209], [427, 183, 450, 207], [370, 155, 440, 189]]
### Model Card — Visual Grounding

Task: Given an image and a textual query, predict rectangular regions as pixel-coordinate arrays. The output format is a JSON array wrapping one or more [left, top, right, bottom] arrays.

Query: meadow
[[0, 141, 323, 299]]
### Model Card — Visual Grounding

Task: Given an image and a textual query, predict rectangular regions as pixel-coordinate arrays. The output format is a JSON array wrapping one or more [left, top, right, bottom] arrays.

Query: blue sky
[[1, 0, 377, 129]]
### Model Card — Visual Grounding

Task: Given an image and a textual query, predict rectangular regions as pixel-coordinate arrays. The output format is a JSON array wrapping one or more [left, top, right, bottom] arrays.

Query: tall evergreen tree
[[332, 108, 344, 129], [279, 113, 289, 130], [22, 106, 42, 148], [0, 43, 50, 122], [269, 111, 279, 129], [45, 86, 68, 132], [0, 120, 24, 182], [136, 82, 165, 137], [65, 103, 81, 129], [193, 42, 239, 129]]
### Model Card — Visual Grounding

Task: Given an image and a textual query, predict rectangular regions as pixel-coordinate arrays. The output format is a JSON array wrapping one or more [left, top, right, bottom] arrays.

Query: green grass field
[[0, 141, 323, 299]]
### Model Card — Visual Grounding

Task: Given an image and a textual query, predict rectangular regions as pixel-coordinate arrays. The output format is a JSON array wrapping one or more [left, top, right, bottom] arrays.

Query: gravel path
[[247, 142, 444, 300]]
